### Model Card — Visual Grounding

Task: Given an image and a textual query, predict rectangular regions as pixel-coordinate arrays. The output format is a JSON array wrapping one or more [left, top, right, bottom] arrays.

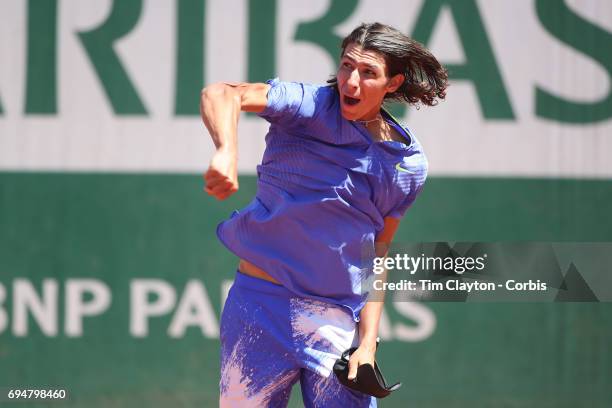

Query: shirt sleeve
[[257, 78, 322, 129], [386, 158, 428, 219]]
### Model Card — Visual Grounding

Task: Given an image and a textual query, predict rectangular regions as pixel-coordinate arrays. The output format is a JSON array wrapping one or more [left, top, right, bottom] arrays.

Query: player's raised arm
[[199, 82, 270, 200]]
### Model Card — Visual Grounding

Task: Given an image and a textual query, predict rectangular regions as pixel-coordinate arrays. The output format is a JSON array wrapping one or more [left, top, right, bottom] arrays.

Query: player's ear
[[386, 74, 404, 94]]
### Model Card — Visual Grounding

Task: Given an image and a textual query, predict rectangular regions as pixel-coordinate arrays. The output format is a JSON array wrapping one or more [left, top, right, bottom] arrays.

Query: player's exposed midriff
[[238, 259, 282, 285]]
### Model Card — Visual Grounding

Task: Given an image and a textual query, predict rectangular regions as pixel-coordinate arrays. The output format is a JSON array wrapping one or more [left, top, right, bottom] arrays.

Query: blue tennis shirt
[[217, 78, 428, 321]]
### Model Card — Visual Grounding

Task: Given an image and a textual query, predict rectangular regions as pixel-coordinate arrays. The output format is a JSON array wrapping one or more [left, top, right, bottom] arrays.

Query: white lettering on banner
[[0, 283, 7, 333], [393, 301, 437, 342], [130, 279, 177, 337], [65, 279, 112, 337], [13, 279, 58, 337], [220, 279, 233, 313], [168, 280, 219, 338], [0, 278, 435, 341], [0, 0, 610, 177]]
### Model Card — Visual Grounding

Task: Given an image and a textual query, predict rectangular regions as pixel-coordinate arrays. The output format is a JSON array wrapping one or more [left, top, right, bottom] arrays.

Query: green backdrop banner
[[1, 173, 611, 407]]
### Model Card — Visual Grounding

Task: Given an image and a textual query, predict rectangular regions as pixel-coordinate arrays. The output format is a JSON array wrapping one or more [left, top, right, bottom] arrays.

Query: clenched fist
[[204, 149, 239, 200]]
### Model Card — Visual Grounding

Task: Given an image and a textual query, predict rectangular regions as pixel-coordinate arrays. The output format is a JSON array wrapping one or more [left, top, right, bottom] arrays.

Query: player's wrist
[[359, 335, 378, 350], [216, 144, 237, 155]]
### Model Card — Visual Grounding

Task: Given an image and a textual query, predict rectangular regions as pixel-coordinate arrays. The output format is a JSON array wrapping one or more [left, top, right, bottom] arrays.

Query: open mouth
[[343, 95, 360, 106]]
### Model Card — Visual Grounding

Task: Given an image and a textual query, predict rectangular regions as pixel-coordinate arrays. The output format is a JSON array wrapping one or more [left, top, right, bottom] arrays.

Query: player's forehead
[[341, 43, 387, 71]]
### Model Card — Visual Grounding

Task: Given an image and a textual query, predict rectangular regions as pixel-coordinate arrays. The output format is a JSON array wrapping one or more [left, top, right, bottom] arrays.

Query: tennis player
[[201, 22, 447, 407]]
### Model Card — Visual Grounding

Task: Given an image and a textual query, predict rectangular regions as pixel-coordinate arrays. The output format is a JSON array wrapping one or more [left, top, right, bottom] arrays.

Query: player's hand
[[204, 149, 238, 200], [347, 341, 376, 381]]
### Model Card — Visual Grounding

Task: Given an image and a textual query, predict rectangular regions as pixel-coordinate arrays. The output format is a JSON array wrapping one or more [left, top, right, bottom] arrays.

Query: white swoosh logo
[[395, 162, 416, 174]]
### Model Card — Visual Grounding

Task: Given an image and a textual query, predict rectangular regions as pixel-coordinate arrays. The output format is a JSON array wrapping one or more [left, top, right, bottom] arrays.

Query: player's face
[[336, 43, 402, 121]]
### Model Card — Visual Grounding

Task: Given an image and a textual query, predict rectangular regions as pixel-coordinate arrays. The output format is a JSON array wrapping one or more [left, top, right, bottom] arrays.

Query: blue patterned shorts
[[219, 271, 376, 407]]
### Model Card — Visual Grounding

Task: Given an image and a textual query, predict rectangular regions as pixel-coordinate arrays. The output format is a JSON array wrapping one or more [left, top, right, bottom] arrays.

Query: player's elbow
[[201, 83, 240, 106], [201, 83, 225, 101]]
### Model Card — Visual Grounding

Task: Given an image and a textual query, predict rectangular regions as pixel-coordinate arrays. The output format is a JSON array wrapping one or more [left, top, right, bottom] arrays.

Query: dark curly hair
[[328, 22, 448, 107]]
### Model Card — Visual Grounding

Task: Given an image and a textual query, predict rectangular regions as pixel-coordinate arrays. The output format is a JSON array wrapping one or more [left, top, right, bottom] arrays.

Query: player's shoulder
[[391, 120, 428, 178], [269, 77, 336, 100], [266, 78, 333, 95], [299, 81, 339, 114], [259, 78, 340, 128], [279, 79, 338, 119], [383, 110, 426, 156], [405, 131, 428, 176]]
